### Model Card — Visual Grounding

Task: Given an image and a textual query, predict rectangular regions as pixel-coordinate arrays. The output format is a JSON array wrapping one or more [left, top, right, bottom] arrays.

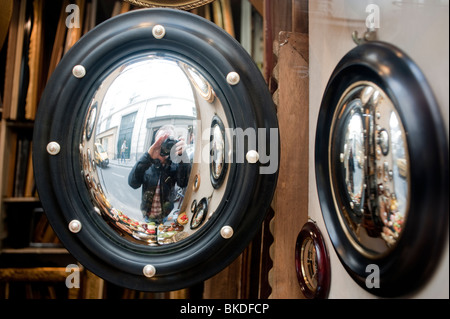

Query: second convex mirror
[[316, 41, 448, 297], [33, 9, 279, 292]]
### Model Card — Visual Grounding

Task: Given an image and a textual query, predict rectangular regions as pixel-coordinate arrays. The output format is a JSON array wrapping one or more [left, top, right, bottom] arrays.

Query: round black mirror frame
[[33, 9, 278, 292], [315, 41, 448, 297]]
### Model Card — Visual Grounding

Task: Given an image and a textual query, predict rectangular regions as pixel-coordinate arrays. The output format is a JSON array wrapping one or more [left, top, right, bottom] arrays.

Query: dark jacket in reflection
[[128, 152, 190, 223]]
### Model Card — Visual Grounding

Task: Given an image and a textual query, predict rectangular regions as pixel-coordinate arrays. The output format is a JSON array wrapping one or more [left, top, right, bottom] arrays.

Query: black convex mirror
[[34, 8, 279, 292], [315, 41, 448, 297]]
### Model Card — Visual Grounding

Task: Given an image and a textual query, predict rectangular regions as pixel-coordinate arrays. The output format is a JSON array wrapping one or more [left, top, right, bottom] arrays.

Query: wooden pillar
[[269, 32, 309, 299]]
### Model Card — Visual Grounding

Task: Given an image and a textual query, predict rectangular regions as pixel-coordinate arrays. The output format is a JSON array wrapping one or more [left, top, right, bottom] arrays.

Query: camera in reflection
[[160, 137, 179, 157]]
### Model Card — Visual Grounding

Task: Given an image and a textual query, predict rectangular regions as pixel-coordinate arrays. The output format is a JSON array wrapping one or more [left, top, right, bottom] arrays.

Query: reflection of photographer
[[128, 125, 190, 224]]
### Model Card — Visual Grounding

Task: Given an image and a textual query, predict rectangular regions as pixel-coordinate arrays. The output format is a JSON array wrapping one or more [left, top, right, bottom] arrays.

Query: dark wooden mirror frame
[[33, 8, 278, 292], [315, 41, 448, 297], [295, 221, 331, 299]]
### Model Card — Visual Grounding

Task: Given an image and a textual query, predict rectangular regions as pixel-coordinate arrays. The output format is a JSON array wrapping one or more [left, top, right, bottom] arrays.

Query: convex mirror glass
[[330, 82, 409, 255], [81, 55, 229, 246]]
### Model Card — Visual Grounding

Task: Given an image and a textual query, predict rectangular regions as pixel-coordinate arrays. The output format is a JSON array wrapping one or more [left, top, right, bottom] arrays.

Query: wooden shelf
[[5, 120, 34, 129], [0, 267, 70, 282], [2, 197, 40, 203], [1, 247, 68, 255]]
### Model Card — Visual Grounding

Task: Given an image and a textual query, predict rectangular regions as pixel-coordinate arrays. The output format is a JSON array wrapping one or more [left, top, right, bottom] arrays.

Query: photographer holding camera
[[128, 125, 190, 224]]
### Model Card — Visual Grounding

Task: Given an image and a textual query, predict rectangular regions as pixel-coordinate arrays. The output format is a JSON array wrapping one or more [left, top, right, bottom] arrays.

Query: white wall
[[309, 0, 449, 298]]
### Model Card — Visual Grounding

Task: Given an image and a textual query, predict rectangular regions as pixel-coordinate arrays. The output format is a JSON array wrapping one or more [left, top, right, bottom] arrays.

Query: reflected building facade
[[94, 57, 197, 163]]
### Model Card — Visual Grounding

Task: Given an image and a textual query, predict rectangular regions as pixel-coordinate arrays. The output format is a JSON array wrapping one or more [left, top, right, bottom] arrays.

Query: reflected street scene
[[80, 54, 230, 246]]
